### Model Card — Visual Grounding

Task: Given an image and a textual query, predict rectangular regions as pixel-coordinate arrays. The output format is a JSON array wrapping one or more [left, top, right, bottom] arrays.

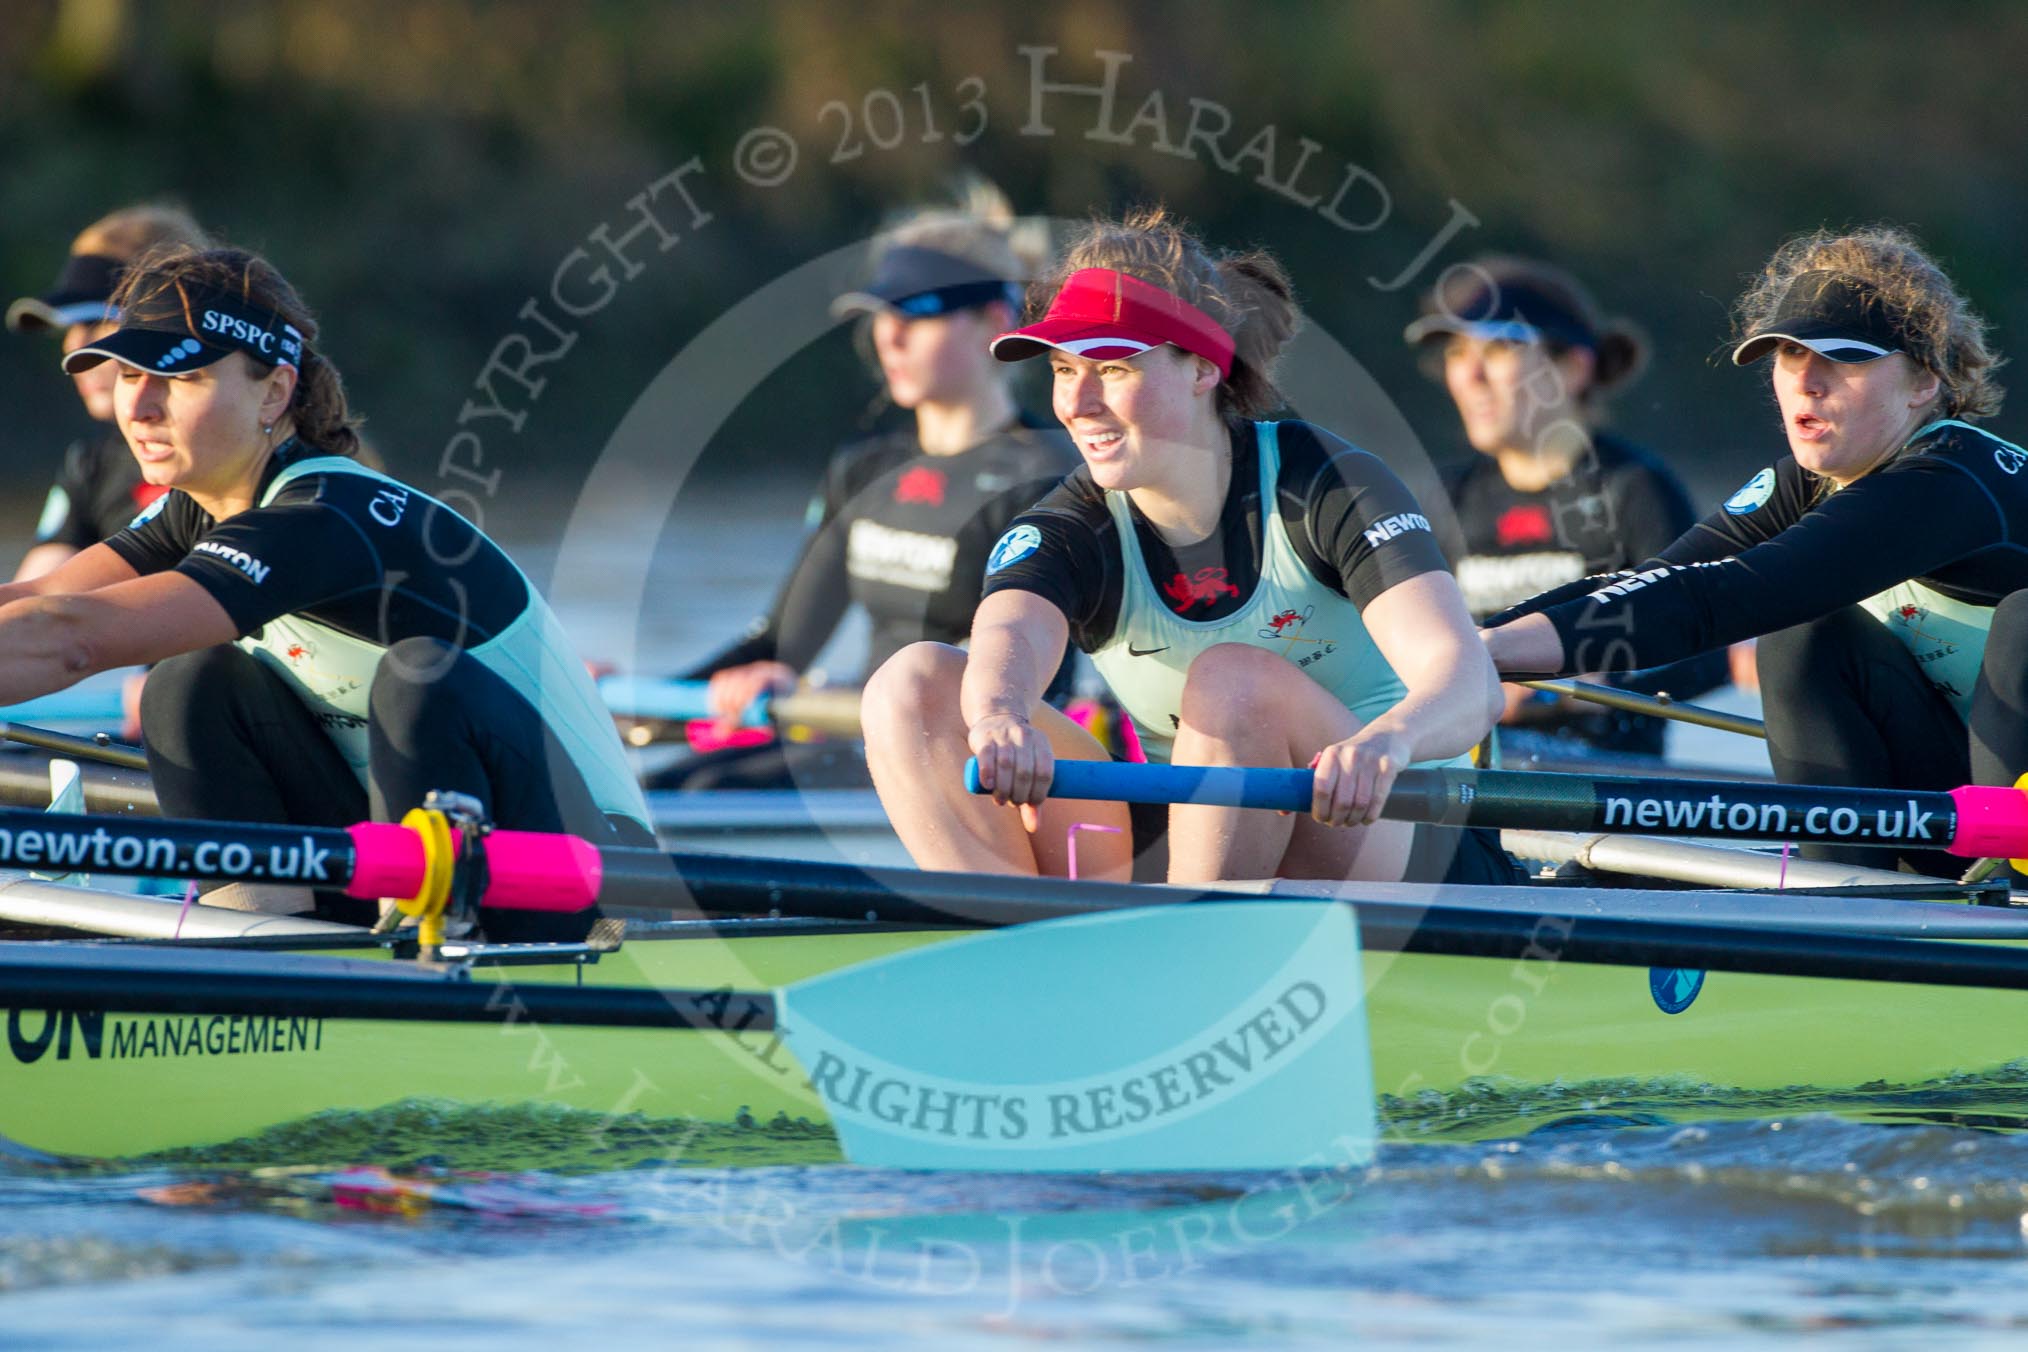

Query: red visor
[[990, 269, 1236, 378]]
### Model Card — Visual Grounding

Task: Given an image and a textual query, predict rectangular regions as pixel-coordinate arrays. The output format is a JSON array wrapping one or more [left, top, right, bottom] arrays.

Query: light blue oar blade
[[595, 675, 767, 726], [777, 901, 1374, 1172], [0, 687, 127, 727]]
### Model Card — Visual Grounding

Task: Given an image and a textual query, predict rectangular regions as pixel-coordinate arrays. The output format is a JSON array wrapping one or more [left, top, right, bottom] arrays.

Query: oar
[[1518, 678, 1767, 740], [0, 722, 149, 772], [0, 686, 127, 727], [597, 676, 862, 736], [0, 901, 1376, 1174], [969, 758, 2024, 861], [5, 789, 2028, 996]]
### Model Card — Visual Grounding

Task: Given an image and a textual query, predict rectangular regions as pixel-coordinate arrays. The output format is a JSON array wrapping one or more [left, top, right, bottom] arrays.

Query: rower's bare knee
[[861, 642, 967, 745], [1178, 643, 1300, 743]]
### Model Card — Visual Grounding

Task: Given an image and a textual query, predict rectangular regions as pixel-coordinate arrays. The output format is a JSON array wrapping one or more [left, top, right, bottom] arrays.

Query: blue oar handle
[[596, 676, 767, 727], [964, 757, 1317, 811]]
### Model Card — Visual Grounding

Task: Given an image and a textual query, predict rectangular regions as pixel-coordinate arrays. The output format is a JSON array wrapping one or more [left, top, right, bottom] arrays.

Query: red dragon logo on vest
[[1162, 567, 1239, 612], [894, 466, 946, 506]]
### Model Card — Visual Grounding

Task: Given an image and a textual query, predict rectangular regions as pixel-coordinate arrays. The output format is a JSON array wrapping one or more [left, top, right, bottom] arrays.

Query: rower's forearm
[[960, 624, 1050, 725], [0, 596, 106, 704], [1481, 613, 1568, 677], [1366, 663, 1503, 762]]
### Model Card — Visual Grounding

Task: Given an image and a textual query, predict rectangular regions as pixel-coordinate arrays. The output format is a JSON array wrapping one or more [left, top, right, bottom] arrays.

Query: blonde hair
[[1735, 225, 2003, 420], [113, 244, 362, 458], [1042, 207, 1298, 422], [72, 203, 209, 263]]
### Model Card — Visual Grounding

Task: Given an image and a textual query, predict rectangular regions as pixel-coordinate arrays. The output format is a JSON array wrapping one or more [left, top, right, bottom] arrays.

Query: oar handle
[[970, 757, 1317, 810]]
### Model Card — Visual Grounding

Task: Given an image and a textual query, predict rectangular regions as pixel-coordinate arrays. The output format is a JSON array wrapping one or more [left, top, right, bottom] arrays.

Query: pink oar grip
[[478, 830, 603, 911], [1947, 785, 2028, 858], [346, 822, 426, 899], [343, 822, 604, 911]]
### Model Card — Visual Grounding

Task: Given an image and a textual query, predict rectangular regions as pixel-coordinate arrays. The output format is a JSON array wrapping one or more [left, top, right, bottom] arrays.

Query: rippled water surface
[[8, 1113, 2028, 1350]]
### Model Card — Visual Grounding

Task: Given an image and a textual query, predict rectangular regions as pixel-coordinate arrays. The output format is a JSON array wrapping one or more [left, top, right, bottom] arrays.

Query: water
[[7, 1113, 2028, 1348], [10, 484, 1993, 1348]]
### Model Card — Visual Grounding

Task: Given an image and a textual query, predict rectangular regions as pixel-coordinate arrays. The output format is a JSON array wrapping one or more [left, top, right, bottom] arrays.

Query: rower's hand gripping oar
[[966, 757, 2028, 866]]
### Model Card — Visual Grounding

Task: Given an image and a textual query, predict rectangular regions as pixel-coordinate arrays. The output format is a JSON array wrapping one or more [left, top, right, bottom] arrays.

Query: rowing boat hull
[[3, 890, 2025, 1164]]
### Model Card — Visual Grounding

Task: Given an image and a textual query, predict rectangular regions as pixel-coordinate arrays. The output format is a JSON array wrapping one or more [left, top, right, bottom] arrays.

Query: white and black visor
[[6, 253, 123, 333], [1731, 271, 1909, 365], [831, 245, 1022, 319], [61, 282, 305, 375]]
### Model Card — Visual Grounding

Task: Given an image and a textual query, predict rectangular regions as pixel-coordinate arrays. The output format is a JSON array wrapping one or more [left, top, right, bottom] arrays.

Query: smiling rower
[[9, 243, 649, 932], [1483, 226, 2020, 874], [861, 209, 1507, 887]]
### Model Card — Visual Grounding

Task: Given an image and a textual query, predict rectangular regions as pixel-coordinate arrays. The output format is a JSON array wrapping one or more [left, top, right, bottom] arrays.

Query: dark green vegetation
[[5, 1, 2023, 513]]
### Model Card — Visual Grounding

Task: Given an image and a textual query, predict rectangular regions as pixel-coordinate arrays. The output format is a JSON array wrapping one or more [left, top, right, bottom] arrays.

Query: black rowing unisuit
[[688, 413, 1075, 679], [1446, 432, 1726, 752], [1491, 420, 2028, 673], [32, 426, 163, 552]]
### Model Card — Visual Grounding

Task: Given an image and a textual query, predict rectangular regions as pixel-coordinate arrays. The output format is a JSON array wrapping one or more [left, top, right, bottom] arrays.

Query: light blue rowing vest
[[236, 456, 650, 829], [1852, 420, 2016, 720], [1090, 422, 1469, 767]]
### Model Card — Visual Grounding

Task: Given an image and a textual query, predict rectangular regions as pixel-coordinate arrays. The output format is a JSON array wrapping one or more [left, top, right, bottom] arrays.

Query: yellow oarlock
[[390, 806, 457, 950]]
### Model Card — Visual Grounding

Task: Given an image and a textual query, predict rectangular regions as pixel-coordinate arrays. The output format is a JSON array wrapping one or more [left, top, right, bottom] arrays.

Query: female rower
[[7, 203, 210, 580], [1410, 257, 1726, 757], [861, 209, 1509, 886], [671, 183, 1076, 790], [1482, 225, 2015, 873], [23, 243, 649, 934]]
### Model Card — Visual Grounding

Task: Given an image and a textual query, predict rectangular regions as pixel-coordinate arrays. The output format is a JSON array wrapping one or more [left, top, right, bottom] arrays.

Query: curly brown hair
[[1734, 226, 2004, 421], [1038, 207, 1299, 423], [110, 244, 362, 457]]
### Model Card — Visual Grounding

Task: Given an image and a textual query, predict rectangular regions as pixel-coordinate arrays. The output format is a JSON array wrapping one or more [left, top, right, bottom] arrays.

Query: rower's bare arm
[[960, 590, 1068, 815], [960, 589, 1067, 726], [1480, 612, 1568, 676], [1359, 571, 1504, 762], [0, 542, 140, 609], [0, 571, 235, 703]]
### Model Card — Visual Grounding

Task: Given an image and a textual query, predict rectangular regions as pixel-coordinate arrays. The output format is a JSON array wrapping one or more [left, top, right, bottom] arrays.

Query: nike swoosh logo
[[1127, 643, 1170, 657]]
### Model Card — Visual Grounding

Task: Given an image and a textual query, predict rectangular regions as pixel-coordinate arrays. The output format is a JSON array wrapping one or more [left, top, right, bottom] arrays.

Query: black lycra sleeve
[[681, 470, 855, 679], [980, 500, 1116, 649], [1655, 458, 1813, 566], [1598, 460, 1729, 699], [1537, 455, 2002, 674], [1283, 426, 1450, 607], [101, 492, 203, 577], [1483, 458, 1811, 627], [167, 496, 380, 637]]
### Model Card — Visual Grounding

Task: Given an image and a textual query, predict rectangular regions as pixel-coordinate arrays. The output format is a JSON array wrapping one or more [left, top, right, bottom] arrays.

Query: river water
[[3, 479, 2018, 1349]]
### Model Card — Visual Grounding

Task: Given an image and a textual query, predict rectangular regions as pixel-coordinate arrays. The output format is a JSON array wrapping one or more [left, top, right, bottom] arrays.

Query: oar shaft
[[0, 946, 775, 1029], [0, 722, 150, 772], [596, 677, 863, 737], [1518, 678, 1767, 740], [1011, 760, 2018, 858]]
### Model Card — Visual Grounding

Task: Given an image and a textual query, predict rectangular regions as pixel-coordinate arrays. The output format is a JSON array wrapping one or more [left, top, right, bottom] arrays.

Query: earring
[[262, 424, 273, 436]]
